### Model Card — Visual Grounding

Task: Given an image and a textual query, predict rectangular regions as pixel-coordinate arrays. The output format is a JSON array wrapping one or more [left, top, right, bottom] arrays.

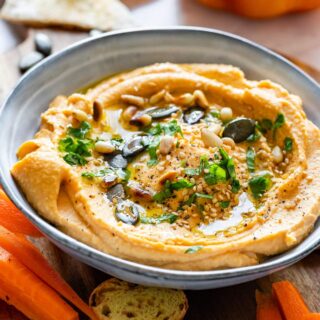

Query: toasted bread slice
[[0, 0, 134, 31], [89, 278, 188, 320]]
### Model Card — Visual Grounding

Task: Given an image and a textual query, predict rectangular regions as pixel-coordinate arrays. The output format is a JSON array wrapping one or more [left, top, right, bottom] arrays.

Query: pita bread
[[0, 0, 135, 31]]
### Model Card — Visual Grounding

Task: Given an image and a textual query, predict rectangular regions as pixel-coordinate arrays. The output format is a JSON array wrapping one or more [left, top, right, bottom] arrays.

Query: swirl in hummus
[[11, 63, 320, 270]]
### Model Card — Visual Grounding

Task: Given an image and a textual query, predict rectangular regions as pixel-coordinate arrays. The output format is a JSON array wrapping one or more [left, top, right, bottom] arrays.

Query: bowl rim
[[1, 26, 319, 280]]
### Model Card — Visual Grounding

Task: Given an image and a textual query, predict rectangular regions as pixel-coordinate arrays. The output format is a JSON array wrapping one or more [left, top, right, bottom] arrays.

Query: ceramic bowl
[[0, 27, 319, 290]]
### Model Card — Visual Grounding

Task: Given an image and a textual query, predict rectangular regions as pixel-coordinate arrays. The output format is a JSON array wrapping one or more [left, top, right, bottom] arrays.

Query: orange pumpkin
[[198, 0, 320, 18]]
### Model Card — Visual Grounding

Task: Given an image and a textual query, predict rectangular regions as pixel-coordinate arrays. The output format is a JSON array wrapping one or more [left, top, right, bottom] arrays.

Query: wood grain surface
[[0, 1, 319, 319]]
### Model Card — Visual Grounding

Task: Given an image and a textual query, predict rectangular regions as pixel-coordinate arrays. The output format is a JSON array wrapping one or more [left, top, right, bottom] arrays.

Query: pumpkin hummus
[[11, 63, 320, 270]]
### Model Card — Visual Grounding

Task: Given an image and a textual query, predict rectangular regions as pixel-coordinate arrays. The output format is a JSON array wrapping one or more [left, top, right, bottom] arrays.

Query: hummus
[[11, 63, 320, 270]]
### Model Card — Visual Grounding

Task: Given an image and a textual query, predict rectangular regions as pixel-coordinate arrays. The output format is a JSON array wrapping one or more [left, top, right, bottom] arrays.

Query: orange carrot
[[0, 226, 97, 320], [256, 290, 283, 320], [303, 314, 320, 320], [273, 280, 310, 320], [0, 246, 79, 320], [0, 188, 42, 237]]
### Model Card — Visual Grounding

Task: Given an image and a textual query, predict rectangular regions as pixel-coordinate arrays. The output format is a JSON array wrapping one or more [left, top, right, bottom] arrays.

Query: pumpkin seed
[[115, 200, 143, 225], [122, 136, 148, 157], [145, 105, 179, 119], [108, 154, 128, 169], [183, 107, 205, 124], [106, 183, 125, 201], [222, 118, 256, 143]]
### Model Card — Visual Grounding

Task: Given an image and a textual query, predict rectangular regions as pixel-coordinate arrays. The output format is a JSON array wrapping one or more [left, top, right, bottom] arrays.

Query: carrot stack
[[0, 187, 97, 320]]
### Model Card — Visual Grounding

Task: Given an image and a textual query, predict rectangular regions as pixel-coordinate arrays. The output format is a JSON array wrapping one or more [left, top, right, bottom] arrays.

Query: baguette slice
[[89, 278, 188, 320], [0, 0, 135, 31]]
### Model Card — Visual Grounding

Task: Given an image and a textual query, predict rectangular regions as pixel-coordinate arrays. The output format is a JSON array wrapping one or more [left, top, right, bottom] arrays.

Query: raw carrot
[[256, 290, 282, 320], [0, 226, 97, 320], [272, 280, 310, 320], [0, 246, 79, 320], [303, 314, 320, 320], [0, 188, 42, 237]]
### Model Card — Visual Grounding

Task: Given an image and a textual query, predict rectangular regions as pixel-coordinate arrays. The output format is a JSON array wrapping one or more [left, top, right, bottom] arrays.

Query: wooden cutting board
[[0, 27, 319, 320]]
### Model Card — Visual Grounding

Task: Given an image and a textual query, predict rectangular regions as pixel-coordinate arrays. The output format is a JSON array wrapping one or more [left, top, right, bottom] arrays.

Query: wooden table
[[0, 1, 319, 319]]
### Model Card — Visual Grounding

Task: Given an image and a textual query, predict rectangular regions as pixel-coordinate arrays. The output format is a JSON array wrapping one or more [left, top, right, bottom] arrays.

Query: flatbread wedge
[[0, 0, 135, 31]]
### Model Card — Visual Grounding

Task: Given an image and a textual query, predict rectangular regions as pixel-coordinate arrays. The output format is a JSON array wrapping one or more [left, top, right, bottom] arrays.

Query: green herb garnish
[[219, 201, 230, 209], [246, 147, 255, 173], [147, 137, 160, 167], [185, 246, 203, 254], [272, 113, 285, 138], [284, 137, 293, 152], [210, 110, 220, 118], [67, 121, 91, 139], [63, 153, 88, 166], [273, 113, 285, 130], [248, 172, 272, 199], [219, 148, 240, 193], [180, 192, 212, 208], [59, 122, 94, 166], [195, 193, 213, 199], [184, 156, 209, 176], [140, 213, 178, 224], [153, 179, 194, 203], [204, 163, 227, 185], [247, 130, 261, 142], [81, 167, 130, 182], [148, 120, 183, 137], [171, 179, 195, 190]]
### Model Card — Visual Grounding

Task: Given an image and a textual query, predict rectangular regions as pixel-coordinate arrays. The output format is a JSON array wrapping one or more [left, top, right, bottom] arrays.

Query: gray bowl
[[0, 27, 319, 290]]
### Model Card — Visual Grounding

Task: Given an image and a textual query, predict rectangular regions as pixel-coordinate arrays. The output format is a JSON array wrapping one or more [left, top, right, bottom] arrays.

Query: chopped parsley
[[219, 148, 240, 193], [273, 113, 285, 130], [181, 192, 213, 207], [204, 164, 227, 185], [146, 120, 183, 166], [184, 150, 240, 192], [272, 113, 285, 138], [147, 136, 160, 167], [153, 180, 173, 203], [246, 147, 255, 173], [153, 179, 194, 203], [257, 114, 285, 139], [171, 179, 195, 190], [185, 246, 203, 254], [148, 120, 183, 137], [248, 172, 272, 199], [247, 130, 261, 142], [59, 122, 94, 166], [210, 110, 220, 118], [184, 156, 208, 177], [194, 193, 213, 199], [140, 213, 178, 224], [284, 137, 293, 152], [67, 121, 91, 139], [219, 201, 230, 209], [82, 167, 130, 182]]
